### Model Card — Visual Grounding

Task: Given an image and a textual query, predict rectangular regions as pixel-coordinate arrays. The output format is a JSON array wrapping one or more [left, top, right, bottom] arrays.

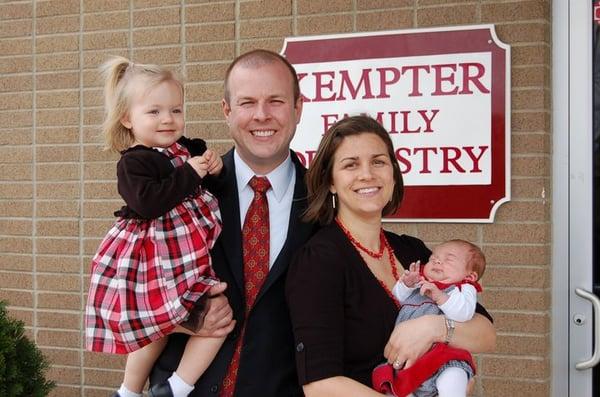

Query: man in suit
[[150, 50, 316, 396]]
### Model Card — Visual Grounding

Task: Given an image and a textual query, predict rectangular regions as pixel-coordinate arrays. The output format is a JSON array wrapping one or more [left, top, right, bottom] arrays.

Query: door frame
[[552, 1, 595, 396]]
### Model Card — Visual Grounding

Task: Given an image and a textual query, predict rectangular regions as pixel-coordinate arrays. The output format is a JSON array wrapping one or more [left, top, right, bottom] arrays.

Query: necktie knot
[[249, 176, 271, 195]]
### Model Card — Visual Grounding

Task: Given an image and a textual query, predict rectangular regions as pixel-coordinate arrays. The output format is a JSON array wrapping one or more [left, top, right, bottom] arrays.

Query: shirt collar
[[234, 150, 294, 202]]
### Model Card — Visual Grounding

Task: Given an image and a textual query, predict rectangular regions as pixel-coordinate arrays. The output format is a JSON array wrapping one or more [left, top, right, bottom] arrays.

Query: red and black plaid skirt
[[85, 146, 221, 354]]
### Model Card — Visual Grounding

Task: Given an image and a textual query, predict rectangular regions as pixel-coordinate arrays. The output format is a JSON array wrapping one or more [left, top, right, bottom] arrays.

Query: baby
[[373, 239, 486, 397]]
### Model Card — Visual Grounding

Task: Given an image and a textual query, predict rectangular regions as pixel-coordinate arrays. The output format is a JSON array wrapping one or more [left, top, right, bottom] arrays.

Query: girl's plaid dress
[[85, 139, 221, 354]]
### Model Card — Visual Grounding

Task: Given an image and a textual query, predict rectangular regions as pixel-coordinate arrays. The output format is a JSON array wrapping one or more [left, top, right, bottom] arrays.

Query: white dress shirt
[[234, 150, 296, 268]]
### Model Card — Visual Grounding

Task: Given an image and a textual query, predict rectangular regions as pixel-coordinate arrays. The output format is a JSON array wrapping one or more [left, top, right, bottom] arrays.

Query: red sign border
[[282, 25, 510, 223]]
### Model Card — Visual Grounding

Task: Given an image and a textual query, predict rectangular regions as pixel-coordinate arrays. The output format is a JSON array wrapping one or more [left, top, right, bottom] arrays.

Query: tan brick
[[187, 103, 223, 121], [83, 88, 103, 107], [84, 351, 126, 368], [0, 289, 33, 307], [0, 254, 33, 272], [0, 3, 32, 20], [0, 219, 32, 236], [0, 56, 33, 74], [0, 200, 33, 217], [484, 244, 549, 266], [36, 220, 80, 237], [82, 48, 128, 71], [495, 201, 549, 222], [83, 31, 129, 50], [37, 182, 81, 199], [37, 90, 80, 109], [35, 127, 79, 144], [133, 0, 180, 7], [186, 2, 235, 23], [47, 365, 81, 384], [298, 0, 353, 14], [187, 62, 229, 82], [414, 223, 479, 244], [0, 164, 32, 181], [7, 307, 33, 325], [36, 145, 79, 162], [0, 271, 33, 289], [83, 0, 128, 12], [36, 53, 80, 72], [37, 274, 80, 292], [512, 156, 550, 177], [37, 108, 80, 127], [482, 0, 549, 23], [495, 22, 549, 44], [49, 386, 81, 397], [512, 133, 549, 155], [187, 42, 235, 62], [0, 237, 32, 254], [512, 65, 549, 88], [297, 14, 353, 35], [483, 223, 549, 244], [513, 44, 550, 66], [240, 0, 292, 18], [83, 11, 129, 31], [83, 145, 120, 161], [239, 38, 283, 54], [84, 219, 115, 237], [485, 265, 549, 288], [42, 347, 81, 366], [511, 177, 549, 200], [0, 146, 32, 163], [84, 182, 119, 199], [0, 75, 33, 93], [185, 121, 230, 141], [36, 15, 80, 35], [36, 71, 79, 90], [0, 37, 32, 56], [37, 255, 81, 273], [83, 201, 124, 218], [481, 356, 548, 378], [35, 34, 79, 53], [84, 162, 117, 180], [496, 333, 548, 356], [512, 87, 548, 111], [36, 163, 80, 182], [0, 109, 32, 128], [84, 368, 122, 388], [37, 200, 79, 217], [37, 292, 81, 310], [37, 0, 80, 17], [481, 377, 549, 396], [485, 288, 548, 311], [36, 237, 79, 255], [0, 128, 33, 145], [84, 238, 104, 256], [133, 26, 181, 47], [83, 107, 104, 125], [240, 18, 292, 39], [132, 46, 182, 66], [356, 9, 413, 31], [185, 23, 234, 43], [186, 82, 223, 102], [133, 7, 180, 27], [417, 4, 477, 27], [0, 19, 33, 39], [0, 183, 33, 199], [358, 0, 413, 8]]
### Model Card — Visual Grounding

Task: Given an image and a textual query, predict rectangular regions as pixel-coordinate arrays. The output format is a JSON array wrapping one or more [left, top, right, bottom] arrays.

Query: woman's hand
[[383, 314, 444, 369]]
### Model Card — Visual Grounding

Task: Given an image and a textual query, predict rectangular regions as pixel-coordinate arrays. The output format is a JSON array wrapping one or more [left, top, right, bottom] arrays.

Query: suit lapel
[[214, 150, 244, 293]]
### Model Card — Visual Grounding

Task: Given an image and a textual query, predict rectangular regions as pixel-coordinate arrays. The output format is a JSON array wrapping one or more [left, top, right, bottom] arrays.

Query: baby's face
[[422, 242, 476, 284]]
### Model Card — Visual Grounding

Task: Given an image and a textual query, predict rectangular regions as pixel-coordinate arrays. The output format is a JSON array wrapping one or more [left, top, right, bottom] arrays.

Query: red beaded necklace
[[336, 218, 401, 309]]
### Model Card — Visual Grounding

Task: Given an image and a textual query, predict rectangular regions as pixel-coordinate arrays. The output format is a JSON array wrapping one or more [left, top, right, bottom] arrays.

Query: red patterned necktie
[[220, 176, 271, 396]]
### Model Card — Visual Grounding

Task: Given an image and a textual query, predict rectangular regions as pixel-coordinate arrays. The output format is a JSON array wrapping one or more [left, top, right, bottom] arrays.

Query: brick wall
[[0, 1, 551, 396]]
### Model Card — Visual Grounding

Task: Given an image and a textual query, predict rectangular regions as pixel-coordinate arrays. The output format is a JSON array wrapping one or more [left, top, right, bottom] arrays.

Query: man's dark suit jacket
[[150, 149, 316, 396]]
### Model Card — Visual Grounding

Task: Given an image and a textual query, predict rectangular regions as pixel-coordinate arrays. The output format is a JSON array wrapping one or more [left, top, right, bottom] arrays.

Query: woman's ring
[[392, 359, 402, 370]]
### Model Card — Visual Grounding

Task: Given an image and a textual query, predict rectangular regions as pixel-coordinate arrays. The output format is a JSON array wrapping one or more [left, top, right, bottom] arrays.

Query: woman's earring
[[331, 193, 336, 209]]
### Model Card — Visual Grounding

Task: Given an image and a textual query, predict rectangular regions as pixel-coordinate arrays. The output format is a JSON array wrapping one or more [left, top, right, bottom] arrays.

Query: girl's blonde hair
[[100, 56, 184, 152]]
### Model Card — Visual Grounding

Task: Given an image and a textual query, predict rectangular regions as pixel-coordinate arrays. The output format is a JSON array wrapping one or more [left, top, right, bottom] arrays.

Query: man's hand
[[176, 282, 235, 338]]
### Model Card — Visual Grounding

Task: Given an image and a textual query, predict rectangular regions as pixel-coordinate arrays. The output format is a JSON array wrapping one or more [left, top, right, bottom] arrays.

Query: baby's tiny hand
[[187, 156, 208, 178], [203, 149, 223, 176], [419, 281, 448, 305], [401, 260, 421, 288]]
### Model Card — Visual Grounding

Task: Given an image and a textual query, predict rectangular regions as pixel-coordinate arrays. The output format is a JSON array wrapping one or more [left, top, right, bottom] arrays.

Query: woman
[[286, 115, 495, 396]]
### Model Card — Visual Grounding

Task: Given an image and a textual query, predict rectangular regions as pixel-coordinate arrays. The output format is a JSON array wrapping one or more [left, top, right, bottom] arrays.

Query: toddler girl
[[85, 56, 226, 397], [372, 239, 486, 397]]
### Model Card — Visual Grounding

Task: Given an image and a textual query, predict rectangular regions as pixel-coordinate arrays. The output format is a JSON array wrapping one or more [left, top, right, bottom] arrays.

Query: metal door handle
[[575, 288, 600, 370]]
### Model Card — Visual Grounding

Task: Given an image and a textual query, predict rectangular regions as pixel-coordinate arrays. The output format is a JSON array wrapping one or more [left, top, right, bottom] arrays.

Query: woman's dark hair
[[303, 115, 404, 225]]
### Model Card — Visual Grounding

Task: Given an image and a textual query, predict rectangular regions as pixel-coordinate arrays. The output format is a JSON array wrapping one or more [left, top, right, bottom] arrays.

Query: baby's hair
[[100, 56, 184, 152], [446, 239, 486, 279]]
